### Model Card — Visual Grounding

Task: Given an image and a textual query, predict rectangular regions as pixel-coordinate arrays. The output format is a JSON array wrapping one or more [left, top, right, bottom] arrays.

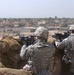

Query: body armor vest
[[30, 44, 55, 72], [63, 36, 74, 64]]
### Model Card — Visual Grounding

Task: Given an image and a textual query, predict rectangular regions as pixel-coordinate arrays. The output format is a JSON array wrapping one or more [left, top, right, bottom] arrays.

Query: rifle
[[52, 32, 70, 42], [19, 35, 35, 46]]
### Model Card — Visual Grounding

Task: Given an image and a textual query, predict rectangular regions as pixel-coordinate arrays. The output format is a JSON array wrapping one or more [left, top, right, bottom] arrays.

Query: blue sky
[[0, 0, 74, 18]]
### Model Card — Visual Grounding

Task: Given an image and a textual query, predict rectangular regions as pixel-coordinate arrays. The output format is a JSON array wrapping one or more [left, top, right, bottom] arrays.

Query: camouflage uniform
[[20, 26, 55, 75], [56, 25, 74, 75]]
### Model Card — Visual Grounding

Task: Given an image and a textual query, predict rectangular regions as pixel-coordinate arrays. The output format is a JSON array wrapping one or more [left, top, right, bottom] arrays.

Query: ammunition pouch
[[62, 49, 73, 64], [62, 55, 70, 64]]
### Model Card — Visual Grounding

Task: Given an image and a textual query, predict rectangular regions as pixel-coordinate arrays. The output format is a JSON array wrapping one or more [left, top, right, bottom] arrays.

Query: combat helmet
[[34, 26, 49, 39], [69, 25, 74, 30]]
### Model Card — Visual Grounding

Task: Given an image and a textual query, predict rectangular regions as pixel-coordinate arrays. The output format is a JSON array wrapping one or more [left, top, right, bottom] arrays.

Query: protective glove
[[23, 64, 32, 71], [55, 40, 60, 47]]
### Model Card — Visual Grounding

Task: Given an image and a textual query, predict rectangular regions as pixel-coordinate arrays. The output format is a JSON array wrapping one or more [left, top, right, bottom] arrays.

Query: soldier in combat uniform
[[20, 26, 55, 75], [55, 25, 74, 75]]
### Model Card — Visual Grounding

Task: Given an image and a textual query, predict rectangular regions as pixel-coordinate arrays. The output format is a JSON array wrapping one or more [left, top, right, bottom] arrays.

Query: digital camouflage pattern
[[34, 26, 49, 39], [56, 34, 74, 74], [69, 25, 74, 30], [20, 40, 55, 75], [20, 26, 56, 75]]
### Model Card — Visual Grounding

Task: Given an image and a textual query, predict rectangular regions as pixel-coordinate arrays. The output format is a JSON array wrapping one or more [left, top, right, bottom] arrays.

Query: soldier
[[20, 26, 55, 75], [55, 25, 74, 75]]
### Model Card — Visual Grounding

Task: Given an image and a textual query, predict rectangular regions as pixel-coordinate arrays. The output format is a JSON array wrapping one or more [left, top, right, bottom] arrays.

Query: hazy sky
[[0, 0, 74, 18]]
